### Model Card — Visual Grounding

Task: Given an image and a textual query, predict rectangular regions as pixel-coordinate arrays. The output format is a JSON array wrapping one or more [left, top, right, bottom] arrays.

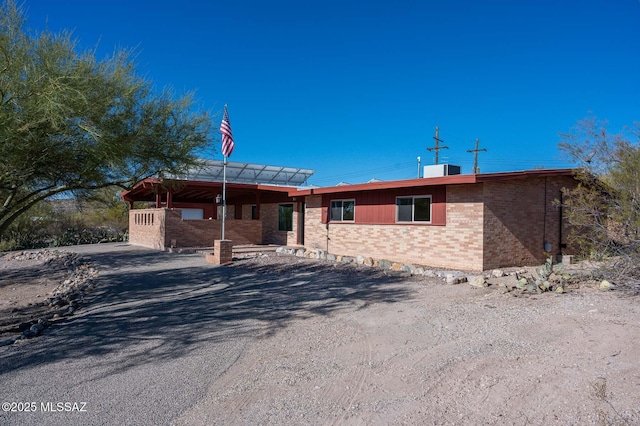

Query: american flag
[[220, 104, 234, 157]]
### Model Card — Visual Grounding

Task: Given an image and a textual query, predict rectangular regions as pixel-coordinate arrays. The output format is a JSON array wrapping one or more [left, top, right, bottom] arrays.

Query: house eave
[[289, 168, 577, 197]]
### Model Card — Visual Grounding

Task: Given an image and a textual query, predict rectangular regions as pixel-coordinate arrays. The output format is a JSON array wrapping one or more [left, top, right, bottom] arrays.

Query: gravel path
[[0, 244, 257, 425], [175, 258, 640, 426], [1, 243, 639, 425]]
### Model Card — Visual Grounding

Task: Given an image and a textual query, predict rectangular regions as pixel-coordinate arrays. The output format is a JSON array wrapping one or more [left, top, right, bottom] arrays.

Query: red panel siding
[[321, 186, 446, 225]]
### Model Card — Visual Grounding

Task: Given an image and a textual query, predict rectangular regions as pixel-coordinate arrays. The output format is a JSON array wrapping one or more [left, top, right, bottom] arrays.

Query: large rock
[[378, 259, 392, 269], [446, 273, 466, 284], [391, 262, 404, 271], [468, 275, 487, 288], [402, 264, 416, 274], [29, 323, 45, 336], [599, 280, 614, 291]]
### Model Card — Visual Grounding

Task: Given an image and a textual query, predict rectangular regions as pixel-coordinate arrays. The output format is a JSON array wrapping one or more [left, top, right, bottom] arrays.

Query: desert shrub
[[559, 116, 640, 282], [0, 188, 129, 251]]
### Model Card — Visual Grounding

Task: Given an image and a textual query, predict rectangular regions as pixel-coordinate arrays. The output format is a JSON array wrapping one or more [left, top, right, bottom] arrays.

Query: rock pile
[[0, 250, 98, 347], [273, 247, 543, 290], [2, 249, 74, 263]]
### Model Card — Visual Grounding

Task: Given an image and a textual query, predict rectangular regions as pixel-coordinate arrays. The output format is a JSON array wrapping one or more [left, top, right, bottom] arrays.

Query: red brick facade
[[259, 202, 300, 245], [482, 176, 576, 269], [129, 209, 166, 250], [301, 175, 577, 270], [128, 202, 298, 250], [126, 170, 577, 271], [129, 208, 262, 249], [303, 186, 485, 270]]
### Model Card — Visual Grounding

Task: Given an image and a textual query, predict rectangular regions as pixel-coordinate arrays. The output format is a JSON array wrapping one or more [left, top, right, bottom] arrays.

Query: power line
[[466, 138, 487, 174], [426, 126, 449, 165]]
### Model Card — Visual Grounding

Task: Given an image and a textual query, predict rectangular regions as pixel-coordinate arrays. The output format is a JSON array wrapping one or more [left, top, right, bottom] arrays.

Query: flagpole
[[219, 103, 234, 242], [222, 155, 227, 240]]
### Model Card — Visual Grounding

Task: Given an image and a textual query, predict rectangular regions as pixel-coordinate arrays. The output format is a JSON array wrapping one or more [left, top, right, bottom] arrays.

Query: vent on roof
[[423, 164, 461, 178]]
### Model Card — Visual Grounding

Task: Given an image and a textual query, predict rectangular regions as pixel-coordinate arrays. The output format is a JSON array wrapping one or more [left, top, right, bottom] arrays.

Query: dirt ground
[[0, 250, 77, 338], [2, 249, 640, 425]]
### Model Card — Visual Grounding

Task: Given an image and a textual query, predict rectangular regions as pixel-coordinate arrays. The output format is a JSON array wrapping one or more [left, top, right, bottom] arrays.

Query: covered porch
[[122, 178, 304, 250]]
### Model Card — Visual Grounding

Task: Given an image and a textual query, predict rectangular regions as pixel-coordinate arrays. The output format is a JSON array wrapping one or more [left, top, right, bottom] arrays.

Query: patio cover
[[173, 160, 315, 186]]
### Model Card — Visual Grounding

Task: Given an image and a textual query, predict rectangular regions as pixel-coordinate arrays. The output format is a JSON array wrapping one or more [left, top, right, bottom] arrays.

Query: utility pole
[[467, 138, 487, 174], [427, 126, 448, 165]]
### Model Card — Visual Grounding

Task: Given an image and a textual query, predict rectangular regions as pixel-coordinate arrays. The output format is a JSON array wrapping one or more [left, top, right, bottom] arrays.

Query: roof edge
[[288, 168, 577, 197]]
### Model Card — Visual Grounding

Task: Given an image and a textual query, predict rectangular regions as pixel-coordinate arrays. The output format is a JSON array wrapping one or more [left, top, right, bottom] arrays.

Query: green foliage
[[515, 257, 567, 294], [0, 0, 212, 238], [0, 202, 54, 251], [559, 116, 640, 281], [0, 187, 129, 251]]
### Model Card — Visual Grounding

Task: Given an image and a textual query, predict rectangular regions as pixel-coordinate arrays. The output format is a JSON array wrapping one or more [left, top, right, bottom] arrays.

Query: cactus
[[515, 257, 568, 294], [516, 277, 528, 289]]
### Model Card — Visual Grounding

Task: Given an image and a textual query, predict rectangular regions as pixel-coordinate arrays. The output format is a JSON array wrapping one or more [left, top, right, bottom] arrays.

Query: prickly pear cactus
[[514, 257, 569, 294]]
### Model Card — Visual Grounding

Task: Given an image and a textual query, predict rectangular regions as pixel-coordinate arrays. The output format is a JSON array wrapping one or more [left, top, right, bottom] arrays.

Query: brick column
[[206, 239, 233, 265]]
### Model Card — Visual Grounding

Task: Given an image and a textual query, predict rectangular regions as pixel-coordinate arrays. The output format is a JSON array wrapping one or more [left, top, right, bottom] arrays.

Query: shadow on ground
[[0, 250, 416, 377]]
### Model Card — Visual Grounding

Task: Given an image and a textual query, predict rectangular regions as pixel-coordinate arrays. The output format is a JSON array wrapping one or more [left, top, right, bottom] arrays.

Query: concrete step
[[167, 244, 282, 255]]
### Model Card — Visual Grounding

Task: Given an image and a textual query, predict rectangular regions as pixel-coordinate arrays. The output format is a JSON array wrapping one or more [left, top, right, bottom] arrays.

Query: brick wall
[[261, 202, 299, 245], [224, 219, 262, 245], [164, 209, 262, 247], [129, 208, 262, 249], [303, 187, 485, 270], [129, 209, 165, 249], [304, 195, 326, 250], [130, 177, 579, 266], [303, 177, 578, 271], [482, 175, 577, 269]]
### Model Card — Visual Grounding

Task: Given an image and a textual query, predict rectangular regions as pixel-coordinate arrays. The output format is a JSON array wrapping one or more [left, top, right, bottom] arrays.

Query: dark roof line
[[289, 168, 576, 197]]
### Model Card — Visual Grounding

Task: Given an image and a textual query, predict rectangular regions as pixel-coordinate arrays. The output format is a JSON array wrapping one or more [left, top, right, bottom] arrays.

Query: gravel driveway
[[0, 244, 264, 425], [1, 243, 639, 425]]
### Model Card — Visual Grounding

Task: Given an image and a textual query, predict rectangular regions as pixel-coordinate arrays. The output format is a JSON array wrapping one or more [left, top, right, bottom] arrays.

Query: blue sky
[[24, 0, 640, 186]]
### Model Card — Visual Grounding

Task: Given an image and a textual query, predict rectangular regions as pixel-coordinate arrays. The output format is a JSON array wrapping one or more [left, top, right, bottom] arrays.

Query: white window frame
[[395, 195, 432, 223], [330, 199, 355, 222]]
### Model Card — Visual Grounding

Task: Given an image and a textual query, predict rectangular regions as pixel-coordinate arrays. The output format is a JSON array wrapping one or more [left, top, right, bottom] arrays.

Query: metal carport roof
[[173, 160, 315, 186]]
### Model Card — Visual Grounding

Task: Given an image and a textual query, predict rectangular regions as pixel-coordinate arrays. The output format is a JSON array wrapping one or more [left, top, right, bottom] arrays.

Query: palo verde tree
[[0, 0, 212, 238], [559, 115, 640, 281]]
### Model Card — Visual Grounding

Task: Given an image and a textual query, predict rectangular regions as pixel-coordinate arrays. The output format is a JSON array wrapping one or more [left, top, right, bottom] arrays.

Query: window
[[251, 204, 258, 220], [396, 196, 431, 223], [330, 199, 355, 222], [181, 208, 204, 220], [278, 204, 293, 231]]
